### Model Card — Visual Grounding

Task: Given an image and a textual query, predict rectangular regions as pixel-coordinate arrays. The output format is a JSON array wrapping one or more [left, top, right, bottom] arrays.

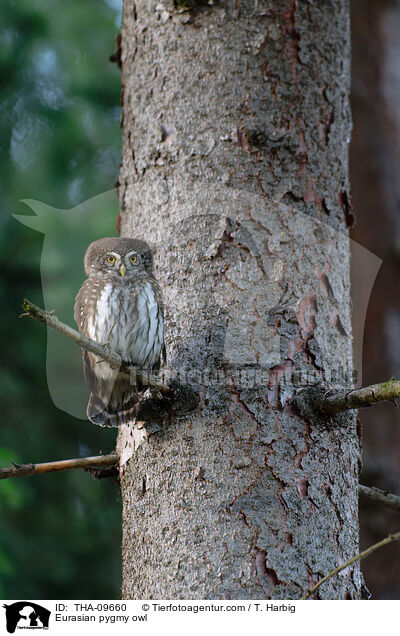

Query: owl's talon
[[150, 387, 163, 400]]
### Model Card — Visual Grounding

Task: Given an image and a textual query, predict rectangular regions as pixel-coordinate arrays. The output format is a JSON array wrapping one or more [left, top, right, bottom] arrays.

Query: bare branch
[[359, 484, 400, 513], [21, 298, 170, 395], [0, 454, 119, 480], [295, 379, 399, 420], [316, 379, 400, 415], [302, 531, 400, 599]]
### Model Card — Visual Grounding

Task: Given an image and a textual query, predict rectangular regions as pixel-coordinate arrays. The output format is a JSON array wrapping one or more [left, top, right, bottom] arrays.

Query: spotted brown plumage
[[74, 237, 164, 427]]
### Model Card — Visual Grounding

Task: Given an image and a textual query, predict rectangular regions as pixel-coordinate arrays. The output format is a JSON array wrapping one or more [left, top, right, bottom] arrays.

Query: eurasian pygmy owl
[[74, 237, 164, 427]]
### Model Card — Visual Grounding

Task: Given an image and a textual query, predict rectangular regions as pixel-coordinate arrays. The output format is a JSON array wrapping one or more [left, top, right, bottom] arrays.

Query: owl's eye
[[106, 255, 116, 264], [129, 255, 137, 263]]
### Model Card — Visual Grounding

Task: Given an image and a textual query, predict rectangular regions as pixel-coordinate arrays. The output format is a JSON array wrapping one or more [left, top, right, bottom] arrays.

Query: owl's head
[[84, 237, 154, 279]]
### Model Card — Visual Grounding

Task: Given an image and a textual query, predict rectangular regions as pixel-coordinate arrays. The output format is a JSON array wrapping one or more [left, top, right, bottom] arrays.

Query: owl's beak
[[120, 263, 126, 277]]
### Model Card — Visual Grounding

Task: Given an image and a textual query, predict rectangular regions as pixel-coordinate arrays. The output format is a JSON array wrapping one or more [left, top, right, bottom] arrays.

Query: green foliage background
[[0, 0, 123, 598]]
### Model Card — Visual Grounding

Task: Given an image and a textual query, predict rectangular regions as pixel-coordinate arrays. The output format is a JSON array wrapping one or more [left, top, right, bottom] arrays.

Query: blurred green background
[[0, 0, 123, 598]]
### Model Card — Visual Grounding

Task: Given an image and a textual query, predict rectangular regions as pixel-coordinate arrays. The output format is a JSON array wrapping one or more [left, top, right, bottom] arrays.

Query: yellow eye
[[129, 255, 137, 263], [106, 255, 115, 264]]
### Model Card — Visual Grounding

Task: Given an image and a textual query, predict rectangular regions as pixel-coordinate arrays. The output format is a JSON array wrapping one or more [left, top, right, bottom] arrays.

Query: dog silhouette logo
[[3, 602, 50, 633]]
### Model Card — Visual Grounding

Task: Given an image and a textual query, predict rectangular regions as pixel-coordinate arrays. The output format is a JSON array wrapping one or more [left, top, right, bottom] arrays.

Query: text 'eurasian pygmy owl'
[[74, 237, 164, 427]]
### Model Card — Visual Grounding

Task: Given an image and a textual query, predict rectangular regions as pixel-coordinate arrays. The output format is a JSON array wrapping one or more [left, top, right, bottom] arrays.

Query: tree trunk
[[117, 0, 363, 599]]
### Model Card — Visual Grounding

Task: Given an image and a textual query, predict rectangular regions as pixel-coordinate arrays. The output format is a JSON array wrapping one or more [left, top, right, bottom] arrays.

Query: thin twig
[[0, 454, 119, 480], [359, 484, 400, 513], [302, 531, 400, 599], [20, 298, 169, 395], [316, 379, 400, 415], [295, 378, 400, 419]]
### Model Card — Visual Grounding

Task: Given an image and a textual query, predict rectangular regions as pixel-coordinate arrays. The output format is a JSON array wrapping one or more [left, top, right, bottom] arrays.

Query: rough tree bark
[[117, 0, 363, 599]]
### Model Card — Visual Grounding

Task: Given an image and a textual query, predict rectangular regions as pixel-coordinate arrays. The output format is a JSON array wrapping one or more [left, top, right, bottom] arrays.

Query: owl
[[74, 237, 164, 427]]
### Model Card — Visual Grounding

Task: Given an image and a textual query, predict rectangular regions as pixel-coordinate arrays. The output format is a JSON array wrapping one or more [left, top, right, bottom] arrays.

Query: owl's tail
[[86, 393, 139, 428], [87, 393, 118, 427]]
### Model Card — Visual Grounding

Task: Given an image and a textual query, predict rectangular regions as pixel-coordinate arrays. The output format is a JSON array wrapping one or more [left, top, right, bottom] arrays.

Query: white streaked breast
[[89, 281, 163, 369]]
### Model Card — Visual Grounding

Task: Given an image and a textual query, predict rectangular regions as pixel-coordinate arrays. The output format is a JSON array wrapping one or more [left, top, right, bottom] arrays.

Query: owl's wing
[[151, 276, 166, 367], [74, 278, 96, 334], [74, 278, 104, 393]]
